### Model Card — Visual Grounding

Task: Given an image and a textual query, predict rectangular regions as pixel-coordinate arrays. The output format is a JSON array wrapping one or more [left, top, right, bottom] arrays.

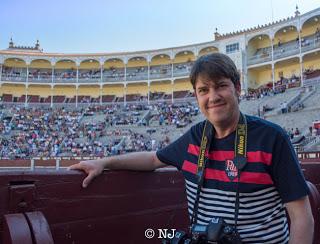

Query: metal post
[[147, 61, 150, 105], [298, 22, 304, 87], [271, 38, 275, 90], [51, 86, 53, 108], [171, 59, 174, 103], [76, 66, 79, 108], [100, 65, 103, 105], [124, 84, 127, 106], [25, 65, 29, 107]]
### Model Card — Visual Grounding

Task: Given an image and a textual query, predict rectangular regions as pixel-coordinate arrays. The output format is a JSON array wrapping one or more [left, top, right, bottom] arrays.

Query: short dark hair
[[189, 53, 240, 89]]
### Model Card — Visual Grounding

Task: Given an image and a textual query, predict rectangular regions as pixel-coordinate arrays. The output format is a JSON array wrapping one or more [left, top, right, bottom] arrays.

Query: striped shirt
[[157, 115, 309, 243]]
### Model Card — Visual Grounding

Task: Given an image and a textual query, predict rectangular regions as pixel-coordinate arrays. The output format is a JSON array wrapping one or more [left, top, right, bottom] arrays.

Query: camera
[[163, 217, 241, 244]]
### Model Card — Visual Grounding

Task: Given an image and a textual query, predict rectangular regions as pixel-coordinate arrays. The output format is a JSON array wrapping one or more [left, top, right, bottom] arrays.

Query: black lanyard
[[190, 112, 247, 229]]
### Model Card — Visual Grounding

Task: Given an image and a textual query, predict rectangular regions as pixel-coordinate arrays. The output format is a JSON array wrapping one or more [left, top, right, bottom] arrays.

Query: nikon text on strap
[[234, 113, 247, 230], [190, 120, 213, 229], [190, 113, 247, 232]]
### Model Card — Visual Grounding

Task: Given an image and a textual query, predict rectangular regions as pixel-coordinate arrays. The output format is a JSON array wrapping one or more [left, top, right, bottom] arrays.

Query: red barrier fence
[[0, 159, 319, 243]]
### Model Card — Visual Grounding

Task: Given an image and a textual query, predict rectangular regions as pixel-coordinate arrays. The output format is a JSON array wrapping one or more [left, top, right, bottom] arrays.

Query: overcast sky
[[1, 0, 319, 53]]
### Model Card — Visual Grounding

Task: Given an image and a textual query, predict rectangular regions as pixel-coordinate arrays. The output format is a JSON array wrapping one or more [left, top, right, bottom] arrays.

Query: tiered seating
[[305, 69, 320, 80], [102, 95, 115, 103], [268, 109, 320, 134], [2, 94, 13, 102], [150, 92, 164, 100], [17, 95, 26, 103], [53, 96, 66, 103], [187, 91, 195, 97], [78, 96, 91, 103], [173, 90, 188, 98], [303, 85, 320, 109], [116, 97, 124, 102], [40, 97, 50, 103], [91, 97, 100, 103], [68, 97, 76, 103], [126, 94, 140, 102], [240, 88, 301, 116], [28, 95, 40, 103]]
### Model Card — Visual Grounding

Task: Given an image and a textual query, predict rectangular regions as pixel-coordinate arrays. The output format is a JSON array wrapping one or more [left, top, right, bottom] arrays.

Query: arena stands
[[1, 7, 320, 158], [0, 102, 201, 159]]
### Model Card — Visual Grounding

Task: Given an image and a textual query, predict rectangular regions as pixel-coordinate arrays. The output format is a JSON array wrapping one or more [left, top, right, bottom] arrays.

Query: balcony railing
[[273, 44, 300, 59], [247, 33, 320, 66], [247, 54, 272, 65], [1, 74, 26, 82], [149, 72, 172, 79], [0, 57, 195, 85], [301, 37, 320, 53]]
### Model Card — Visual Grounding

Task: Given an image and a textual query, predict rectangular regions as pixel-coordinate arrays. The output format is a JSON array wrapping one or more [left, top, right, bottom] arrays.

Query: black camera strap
[[190, 120, 213, 230], [234, 113, 247, 230], [190, 113, 247, 233]]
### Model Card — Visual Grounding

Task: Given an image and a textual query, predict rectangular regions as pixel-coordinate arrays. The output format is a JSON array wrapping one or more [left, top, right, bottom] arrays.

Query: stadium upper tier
[[1, 6, 320, 104]]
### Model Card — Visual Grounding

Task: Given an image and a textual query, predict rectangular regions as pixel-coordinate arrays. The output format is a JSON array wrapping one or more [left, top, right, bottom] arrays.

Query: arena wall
[[126, 83, 148, 95], [150, 81, 172, 94], [0, 84, 26, 97], [102, 84, 124, 96], [28, 85, 52, 97], [78, 86, 100, 97]]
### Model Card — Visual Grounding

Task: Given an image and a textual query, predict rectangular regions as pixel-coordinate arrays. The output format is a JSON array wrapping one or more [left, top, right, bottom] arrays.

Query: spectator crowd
[[0, 102, 199, 159]]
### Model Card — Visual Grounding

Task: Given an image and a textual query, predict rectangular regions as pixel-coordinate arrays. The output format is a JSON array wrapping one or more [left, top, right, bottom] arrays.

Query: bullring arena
[[0, 6, 320, 244]]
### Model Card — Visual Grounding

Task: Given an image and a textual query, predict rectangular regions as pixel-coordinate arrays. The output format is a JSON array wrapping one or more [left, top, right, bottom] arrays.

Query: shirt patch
[[225, 159, 238, 181]]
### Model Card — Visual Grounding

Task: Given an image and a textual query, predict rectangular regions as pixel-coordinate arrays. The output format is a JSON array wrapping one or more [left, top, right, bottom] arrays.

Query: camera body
[[165, 217, 241, 244], [190, 217, 240, 244]]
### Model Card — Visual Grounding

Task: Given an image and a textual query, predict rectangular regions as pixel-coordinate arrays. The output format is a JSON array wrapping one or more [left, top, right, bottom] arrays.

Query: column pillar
[[243, 69, 248, 93], [76, 85, 78, 108], [100, 64, 103, 105], [271, 38, 275, 90], [171, 60, 174, 79], [25, 65, 29, 107], [147, 82, 150, 105], [171, 80, 174, 104], [124, 58, 128, 105], [298, 27, 304, 87], [100, 84, 103, 105], [51, 64, 55, 107], [76, 65, 79, 84], [50, 85, 54, 108], [171, 58, 174, 103], [272, 63, 275, 90], [51, 66, 55, 83], [76, 64, 79, 107], [299, 57, 304, 87], [124, 83, 127, 106]]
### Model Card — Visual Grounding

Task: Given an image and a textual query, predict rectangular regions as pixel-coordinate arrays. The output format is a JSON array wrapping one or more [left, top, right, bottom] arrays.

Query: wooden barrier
[[0, 161, 319, 243], [0, 168, 189, 244], [308, 182, 320, 244], [301, 162, 320, 194]]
